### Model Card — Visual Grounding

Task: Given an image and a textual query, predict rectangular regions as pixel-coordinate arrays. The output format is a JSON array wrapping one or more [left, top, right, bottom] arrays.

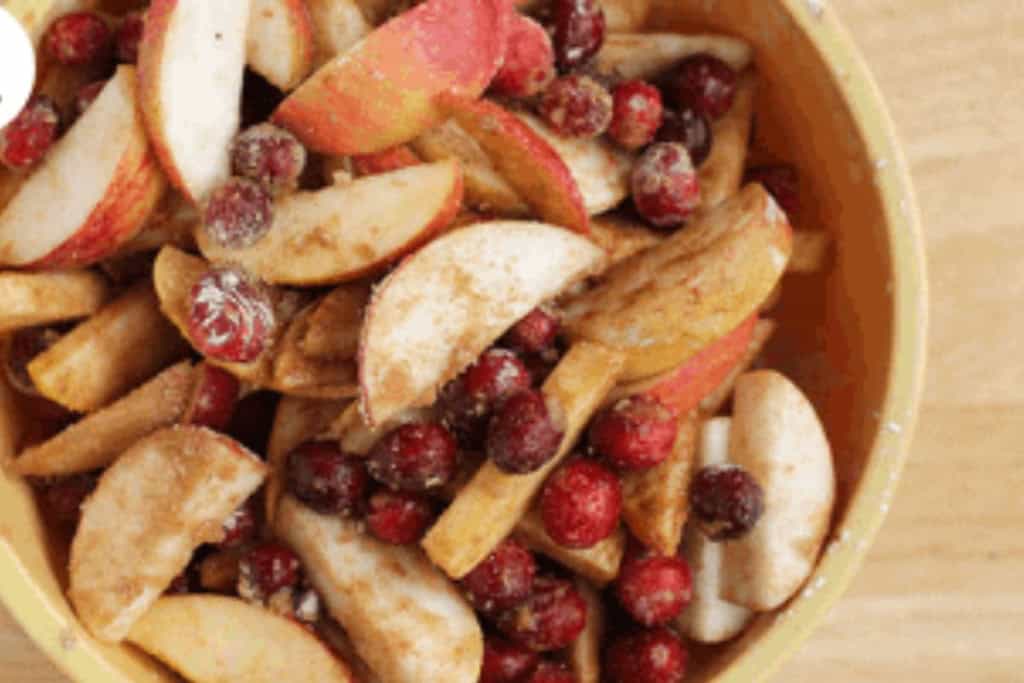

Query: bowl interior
[[0, 1, 926, 681]]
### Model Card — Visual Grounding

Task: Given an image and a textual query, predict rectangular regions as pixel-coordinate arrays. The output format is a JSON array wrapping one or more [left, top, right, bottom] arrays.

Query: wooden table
[[3, 0, 1023, 680]]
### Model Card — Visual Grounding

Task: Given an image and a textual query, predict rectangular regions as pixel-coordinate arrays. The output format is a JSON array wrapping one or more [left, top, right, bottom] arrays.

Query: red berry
[[188, 267, 276, 363], [486, 390, 564, 474], [115, 12, 144, 63], [689, 464, 765, 540], [491, 14, 556, 98], [0, 95, 61, 170], [657, 106, 713, 167], [606, 628, 688, 683], [608, 80, 664, 150], [441, 349, 532, 445], [541, 460, 621, 548], [44, 12, 112, 66], [588, 395, 678, 469], [203, 178, 274, 249], [481, 636, 540, 683], [744, 164, 800, 215], [631, 142, 701, 229], [505, 307, 560, 354], [671, 54, 737, 120], [552, 0, 606, 71], [367, 422, 458, 491], [538, 75, 612, 139], [219, 502, 257, 548], [231, 123, 307, 195], [38, 474, 97, 524], [497, 576, 588, 651], [461, 538, 537, 615], [527, 661, 575, 683], [351, 145, 420, 176], [74, 80, 107, 118], [4, 326, 62, 395], [615, 554, 692, 626], [183, 363, 241, 430], [286, 442, 369, 515], [366, 489, 435, 544], [238, 543, 301, 603]]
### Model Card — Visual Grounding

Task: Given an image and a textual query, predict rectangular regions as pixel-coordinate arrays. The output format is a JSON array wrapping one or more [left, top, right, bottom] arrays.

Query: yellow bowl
[[0, 0, 927, 681]]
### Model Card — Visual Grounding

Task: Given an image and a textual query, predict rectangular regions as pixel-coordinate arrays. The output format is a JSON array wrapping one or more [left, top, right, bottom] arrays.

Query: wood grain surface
[[2, 0, 1023, 680]]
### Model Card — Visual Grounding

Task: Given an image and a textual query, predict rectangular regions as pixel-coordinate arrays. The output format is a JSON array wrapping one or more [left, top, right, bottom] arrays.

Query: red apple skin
[[272, 0, 511, 155], [184, 363, 242, 430], [352, 145, 421, 176], [248, 0, 316, 91]]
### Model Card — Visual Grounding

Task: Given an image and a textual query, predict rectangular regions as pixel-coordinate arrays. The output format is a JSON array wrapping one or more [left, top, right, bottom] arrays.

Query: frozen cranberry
[[441, 349, 532, 445], [486, 390, 564, 474], [351, 145, 420, 175], [202, 178, 273, 249], [497, 576, 587, 651], [552, 0, 606, 71], [505, 307, 560, 354], [231, 123, 307, 195], [670, 54, 737, 120], [367, 422, 458, 491], [689, 464, 765, 541], [538, 75, 612, 139], [541, 460, 621, 548], [0, 95, 61, 170], [188, 267, 276, 363], [238, 543, 301, 603], [588, 395, 678, 469], [481, 635, 539, 683], [183, 363, 241, 430], [217, 502, 257, 549], [745, 164, 800, 215], [44, 12, 112, 66], [657, 106, 713, 168], [615, 554, 692, 626], [608, 80, 664, 150], [527, 661, 575, 683], [521, 351, 559, 387], [115, 12, 144, 63], [366, 490, 435, 544], [74, 80, 107, 117], [491, 14, 556, 98], [606, 628, 688, 683], [4, 326, 62, 395], [287, 442, 369, 515], [461, 538, 537, 615], [631, 142, 701, 229], [38, 474, 96, 524]]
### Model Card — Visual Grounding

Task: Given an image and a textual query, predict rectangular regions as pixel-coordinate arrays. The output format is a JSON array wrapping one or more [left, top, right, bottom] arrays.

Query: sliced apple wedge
[[69, 426, 267, 641], [569, 580, 604, 683], [138, 0, 249, 201], [700, 72, 757, 209], [594, 32, 753, 81], [0, 370, 22, 469], [789, 230, 832, 273], [127, 595, 355, 682], [601, 0, 651, 31], [196, 160, 463, 286], [360, 221, 606, 425], [306, 0, 372, 67], [247, 0, 315, 91], [272, 301, 360, 398], [114, 190, 198, 256], [300, 283, 370, 360], [276, 496, 484, 683], [516, 507, 626, 586], [699, 318, 776, 416], [0, 270, 109, 333], [587, 213, 662, 266], [272, 0, 510, 155], [0, 67, 165, 268]]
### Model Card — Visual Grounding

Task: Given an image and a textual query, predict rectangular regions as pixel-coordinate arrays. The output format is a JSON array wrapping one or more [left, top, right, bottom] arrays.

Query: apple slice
[[0, 173, 23, 215], [601, 0, 650, 31], [721, 371, 835, 611], [195, 160, 463, 286], [127, 595, 355, 682], [272, 301, 360, 398], [699, 318, 776, 416], [359, 221, 606, 425], [300, 283, 370, 360], [516, 507, 626, 586], [562, 184, 792, 381], [306, 0, 372, 67], [700, 72, 757, 209], [276, 495, 484, 683], [247, 0, 315, 91], [594, 32, 753, 81], [0, 67, 165, 268], [0, 270, 109, 333], [789, 230, 831, 273], [422, 342, 627, 578], [569, 580, 604, 683], [115, 190, 198, 256], [69, 426, 267, 641], [587, 213, 662, 266], [351, 145, 421, 176], [440, 97, 589, 234], [0, 367, 23, 468], [272, 0, 510, 156], [138, 0, 249, 201], [318, 621, 383, 683]]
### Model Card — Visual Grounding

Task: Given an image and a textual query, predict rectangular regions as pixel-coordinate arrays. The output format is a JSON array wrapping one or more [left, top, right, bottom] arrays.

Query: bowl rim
[[0, 1, 928, 681]]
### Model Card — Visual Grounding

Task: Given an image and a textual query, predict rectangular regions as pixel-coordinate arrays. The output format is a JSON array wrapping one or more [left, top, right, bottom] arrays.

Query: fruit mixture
[[0, 0, 836, 681]]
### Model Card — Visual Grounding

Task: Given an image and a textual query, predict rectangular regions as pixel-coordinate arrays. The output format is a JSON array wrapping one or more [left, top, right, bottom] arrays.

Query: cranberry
[[441, 349, 532, 445], [689, 464, 765, 540], [351, 145, 420, 176], [606, 628, 688, 683], [231, 123, 307, 195], [74, 80, 107, 118], [183, 363, 241, 430], [657, 106, 713, 168], [5, 326, 62, 394], [631, 142, 701, 229], [366, 489, 435, 544], [38, 474, 96, 524], [367, 422, 458, 491], [491, 14, 556, 98], [608, 80, 664, 150], [527, 661, 575, 683], [504, 307, 560, 354], [481, 636, 539, 683], [187, 267, 276, 363], [486, 390, 564, 474], [615, 554, 692, 626], [538, 75, 612, 138], [521, 352, 559, 386], [202, 178, 273, 249], [497, 576, 587, 651], [115, 12, 144, 63], [238, 542, 301, 603], [0, 95, 61, 170], [744, 164, 800, 215], [44, 12, 112, 66], [670, 54, 737, 120], [461, 538, 537, 615], [219, 502, 257, 548], [541, 459, 621, 548], [286, 442, 369, 515], [588, 395, 678, 469], [552, 0, 606, 72]]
